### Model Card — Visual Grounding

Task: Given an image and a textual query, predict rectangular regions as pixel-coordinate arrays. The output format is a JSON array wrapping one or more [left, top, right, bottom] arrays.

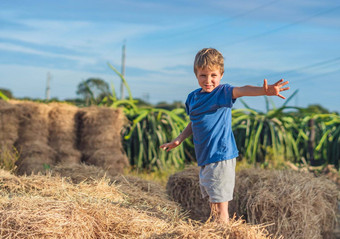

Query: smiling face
[[196, 67, 223, 93]]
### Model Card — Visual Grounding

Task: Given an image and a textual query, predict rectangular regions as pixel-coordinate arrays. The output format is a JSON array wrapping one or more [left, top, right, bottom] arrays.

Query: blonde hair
[[194, 48, 224, 75]]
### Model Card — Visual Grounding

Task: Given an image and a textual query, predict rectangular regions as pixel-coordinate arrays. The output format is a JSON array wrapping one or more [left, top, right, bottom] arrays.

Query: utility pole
[[46, 72, 51, 100], [120, 40, 126, 100]]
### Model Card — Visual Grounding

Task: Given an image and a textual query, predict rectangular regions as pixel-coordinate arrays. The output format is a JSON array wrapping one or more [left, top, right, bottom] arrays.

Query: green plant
[[105, 63, 194, 171], [0, 90, 9, 100]]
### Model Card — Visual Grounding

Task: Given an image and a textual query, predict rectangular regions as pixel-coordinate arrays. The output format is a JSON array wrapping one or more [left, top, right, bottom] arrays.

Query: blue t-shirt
[[185, 84, 239, 166]]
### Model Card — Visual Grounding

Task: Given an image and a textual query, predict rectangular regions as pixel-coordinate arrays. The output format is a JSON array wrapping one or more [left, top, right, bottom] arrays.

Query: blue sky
[[1, 0, 339, 112]]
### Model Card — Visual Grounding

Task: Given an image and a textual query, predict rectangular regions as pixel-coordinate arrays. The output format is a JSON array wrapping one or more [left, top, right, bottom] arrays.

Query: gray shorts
[[199, 158, 236, 203]]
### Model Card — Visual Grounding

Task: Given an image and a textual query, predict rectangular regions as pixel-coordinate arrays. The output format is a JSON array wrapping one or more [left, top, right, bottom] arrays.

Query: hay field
[[0, 168, 275, 239]]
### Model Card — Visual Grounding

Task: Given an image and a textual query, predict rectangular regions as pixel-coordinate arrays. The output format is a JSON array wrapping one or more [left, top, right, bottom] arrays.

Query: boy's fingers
[[263, 79, 268, 91], [280, 87, 290, 92], [279, 81, 289, 86], [278, 94, 286, 99], [275, 79, 284, 85]]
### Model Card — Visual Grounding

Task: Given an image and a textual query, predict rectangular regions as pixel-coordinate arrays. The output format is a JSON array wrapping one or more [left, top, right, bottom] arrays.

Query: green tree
[[305, 104, 330, 114], [76, 78, 110, 105], [0, 88, 13, 99]]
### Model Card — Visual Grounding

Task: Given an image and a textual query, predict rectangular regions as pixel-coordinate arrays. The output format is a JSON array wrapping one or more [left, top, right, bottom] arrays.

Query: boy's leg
[[210, 201, 229, 223], [199, 159, 236, 224]]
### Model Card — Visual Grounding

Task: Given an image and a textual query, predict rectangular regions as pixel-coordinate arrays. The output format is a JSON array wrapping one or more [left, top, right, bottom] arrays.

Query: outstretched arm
[[160, 122, 192, 152], [232, 79, 289, 99]]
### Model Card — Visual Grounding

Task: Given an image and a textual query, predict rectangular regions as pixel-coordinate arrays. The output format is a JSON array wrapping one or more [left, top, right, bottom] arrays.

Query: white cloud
[[0, 42, 96, 65]]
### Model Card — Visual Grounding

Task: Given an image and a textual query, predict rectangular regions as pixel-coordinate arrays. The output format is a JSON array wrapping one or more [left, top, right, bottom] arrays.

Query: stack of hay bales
[[1, 100, 129, 177], [167, 167, 338, 239], [48, 103, 81, 165], [77, 106, 129, 176], [10, 100, 56, 175]]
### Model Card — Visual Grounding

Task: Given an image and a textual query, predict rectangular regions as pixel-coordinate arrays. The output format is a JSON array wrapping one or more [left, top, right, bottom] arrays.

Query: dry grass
[[0, 100, 19, 147], [76, 106, 129, 175], [0, 168, 275, 239], [167, 166, 338, 239], [48, 102, 81, 165], [167, 166, 210, 221], [233, 169, 338, 239]]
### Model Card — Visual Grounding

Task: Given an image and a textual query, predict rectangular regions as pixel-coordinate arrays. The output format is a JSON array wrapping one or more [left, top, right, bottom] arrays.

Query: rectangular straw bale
[[166, 166, 211, 221], [9, 100, 50, 144], [15, 141, 56, 175], [48, 102, 79, 148], [76, 106, 125, 151], [51, 163, 111, 183], [55, 146, 81, 165], [233, 169, 338, 239], [84, 149, 129, 176], [0, 100, 19, 147], [48, 103, 81, 165]]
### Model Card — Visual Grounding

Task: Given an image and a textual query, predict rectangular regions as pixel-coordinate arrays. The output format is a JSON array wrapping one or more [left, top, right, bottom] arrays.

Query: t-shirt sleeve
[[222, 84, 236, 108]]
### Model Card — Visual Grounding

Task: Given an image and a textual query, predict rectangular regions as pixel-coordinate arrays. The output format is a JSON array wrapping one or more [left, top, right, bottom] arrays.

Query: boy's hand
[[160, 140, 181, 152], [263, 79, 290, 99]]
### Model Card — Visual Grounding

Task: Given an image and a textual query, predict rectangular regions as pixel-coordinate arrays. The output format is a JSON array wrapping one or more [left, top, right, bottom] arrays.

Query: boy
[[160, 48, 289, 224]]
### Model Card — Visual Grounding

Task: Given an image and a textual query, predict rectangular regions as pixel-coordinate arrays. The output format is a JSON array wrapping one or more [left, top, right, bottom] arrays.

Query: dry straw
[[0, 100, 19, 171], [9, 100, 50, 144], [0, 100, 19, 148], [167, 167, 338, 239], [0, 169, 275, 239], [167, 166, 211, 221], [233, 169, 338, 239], [2, 101, 129, 176], [51, 163, 111, 183], [48, 102, 81, 165], [77, 106, 125, 151], [8, 100, 56, 175], [77, 106, 129, 175]]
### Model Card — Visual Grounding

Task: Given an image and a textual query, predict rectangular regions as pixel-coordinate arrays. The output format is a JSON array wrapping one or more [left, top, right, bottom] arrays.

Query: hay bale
[[8, 100, 58, 175], [166, 167, 338, 239], [48, 103, 81, 165], [233, 169, 338, 239], [53, 146, 82, 165], [0, 100, 19, 148], [166, 166, 211, 221], [15, 141, 56, 175], [77, 106, 125, 151], [9, 100, 50, 144], [85, 149, 129, 176], [77, 106, 129, 174], [51, 163, 111, 184]]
